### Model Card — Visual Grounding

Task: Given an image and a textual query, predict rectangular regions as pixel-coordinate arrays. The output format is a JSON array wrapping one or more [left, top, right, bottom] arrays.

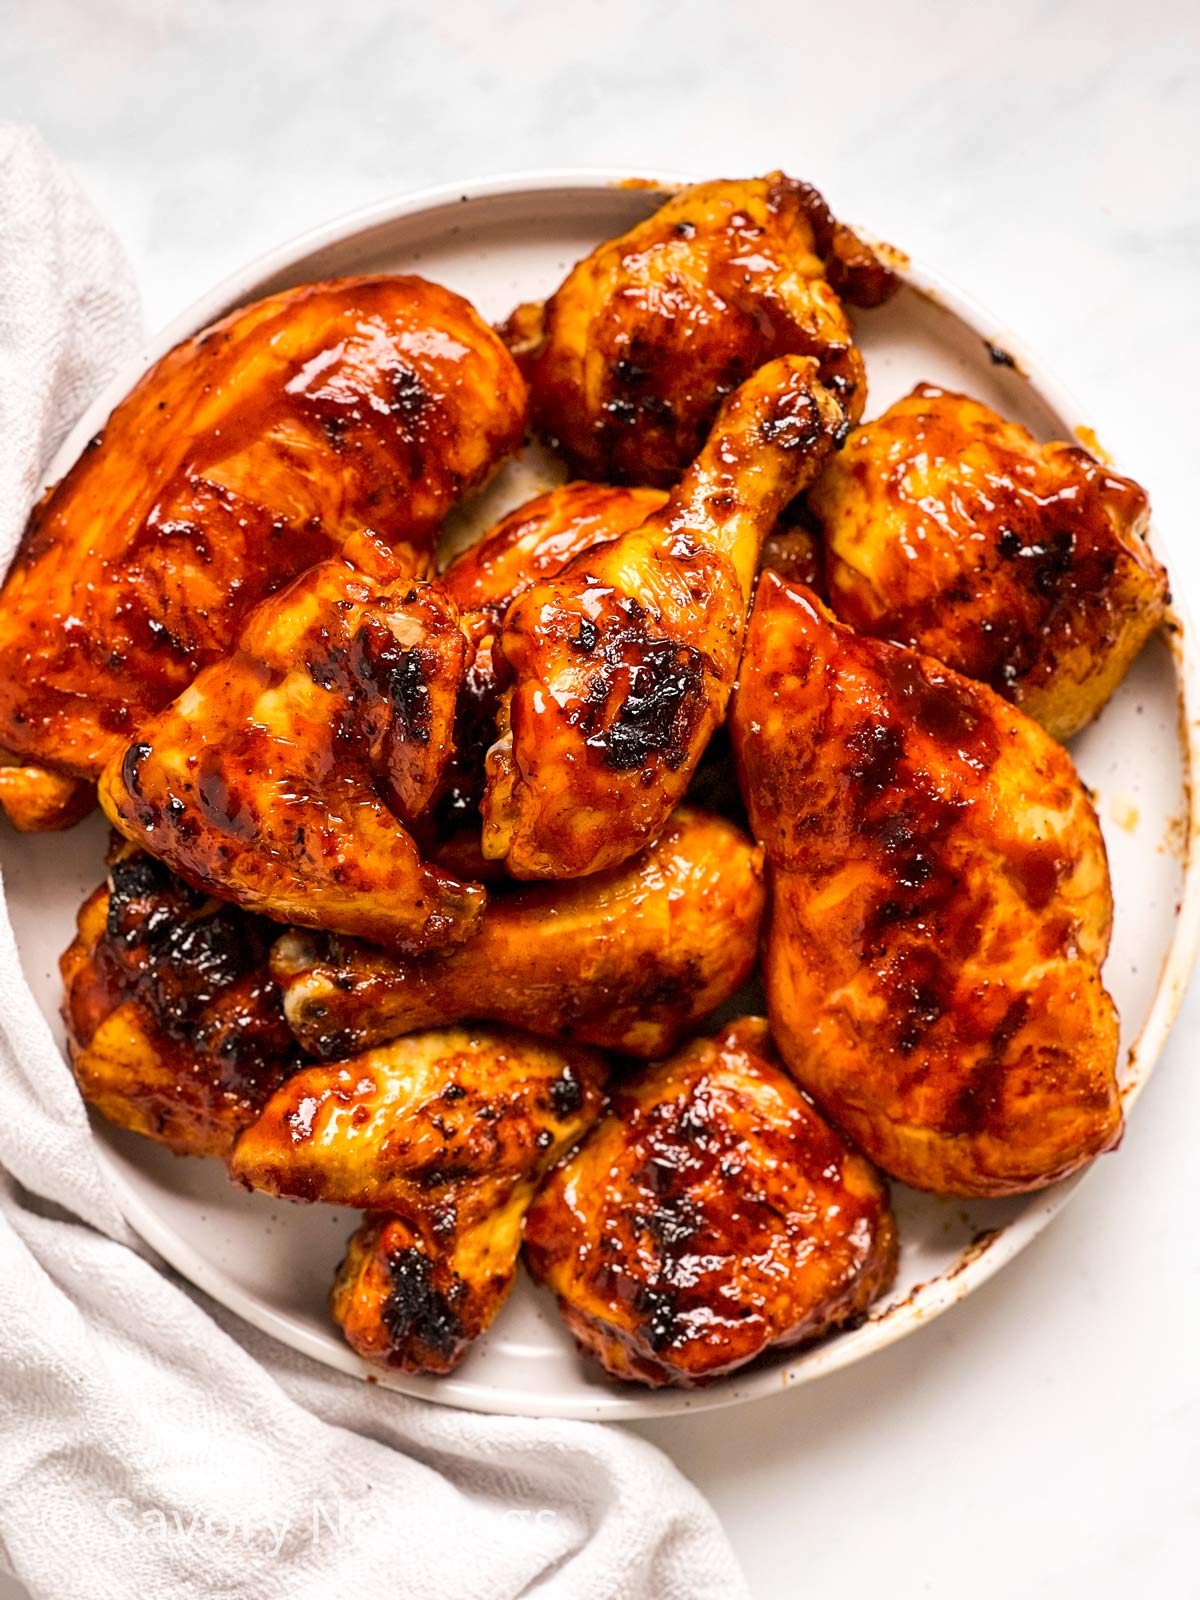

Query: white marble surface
[[2, 0, 1199, 1594]]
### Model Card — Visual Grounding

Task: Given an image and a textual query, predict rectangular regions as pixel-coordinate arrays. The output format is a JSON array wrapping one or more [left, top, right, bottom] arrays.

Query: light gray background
[[2, 1, 1199, 1594]]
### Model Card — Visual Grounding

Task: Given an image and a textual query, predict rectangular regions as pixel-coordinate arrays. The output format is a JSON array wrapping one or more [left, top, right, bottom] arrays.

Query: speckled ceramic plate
[[5, 173, 1198, 1420]]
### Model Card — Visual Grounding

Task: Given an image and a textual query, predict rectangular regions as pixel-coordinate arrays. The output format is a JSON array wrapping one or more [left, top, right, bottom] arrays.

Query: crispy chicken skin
[[483, 356, 848, 879], [271, 806, 765, 1059], [229, 1024, 606, 1214], [60, 848, 302, 1157], [730, 572, 1122, 1196], [331, 1208, 528, 1376], [524, 1017, 898, 1387], [0, 276, 526, 825], [809, 384, 1167, 740], [98, 549, 484, 952], [505, 172, 897, 486]]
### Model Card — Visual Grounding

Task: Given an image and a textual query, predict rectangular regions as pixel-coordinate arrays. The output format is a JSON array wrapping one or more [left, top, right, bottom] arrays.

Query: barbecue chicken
[[729, 572, 1122, 1196], [524, 1017, 897, 1387]]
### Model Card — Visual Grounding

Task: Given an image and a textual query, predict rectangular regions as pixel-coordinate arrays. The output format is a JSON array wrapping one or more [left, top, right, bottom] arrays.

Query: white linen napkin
[[0, 124, 747, 1600]]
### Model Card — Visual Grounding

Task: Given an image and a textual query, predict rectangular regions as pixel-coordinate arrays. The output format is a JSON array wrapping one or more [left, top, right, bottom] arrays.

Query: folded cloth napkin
[[0, 125, 748, 1600]]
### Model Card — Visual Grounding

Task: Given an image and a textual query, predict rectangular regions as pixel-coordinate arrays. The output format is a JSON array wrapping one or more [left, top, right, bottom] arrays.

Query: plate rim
[[43, 168, 1200, 1421]]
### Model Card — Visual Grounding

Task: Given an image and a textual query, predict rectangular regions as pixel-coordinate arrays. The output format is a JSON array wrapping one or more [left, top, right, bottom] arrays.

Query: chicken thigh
[[524, 1017, 898, 1387], [0, 275, 526, 827], [437, 481, 669, 831], [506, 172, 896, 485], [483, 355, 847, 879], [61, 847, 302, 1157], [730, 572, 1121, 1196], [808, 384, 1167, 740]]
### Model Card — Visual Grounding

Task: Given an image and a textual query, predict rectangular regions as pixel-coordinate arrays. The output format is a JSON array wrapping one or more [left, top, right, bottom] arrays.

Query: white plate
[[4, 173, 1198, 1421]]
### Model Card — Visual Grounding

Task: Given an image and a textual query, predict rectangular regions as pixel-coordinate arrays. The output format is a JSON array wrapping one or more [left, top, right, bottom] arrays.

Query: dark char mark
[[382, 1247, 464, 1361]]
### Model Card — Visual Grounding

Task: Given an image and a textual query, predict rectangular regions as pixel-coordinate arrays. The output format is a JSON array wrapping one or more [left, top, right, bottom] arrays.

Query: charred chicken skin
[[98, 547, 484, 952], [524, 1017, 898, 1387], [483, 355, 848, 879], [808, 384, 1167, 740], [0, 274, 526, 828], [730, 572, 1121, 1197], [331, 1209, 529, 1376], [505, 172, 897, 486], [232, 1025, 606, 1373], [271, 805, 765, 1060], [61, 847, 303, 1157]]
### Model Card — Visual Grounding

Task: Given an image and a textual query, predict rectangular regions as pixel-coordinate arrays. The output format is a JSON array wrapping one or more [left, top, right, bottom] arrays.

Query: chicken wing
[[483, 355, 848, 879], [271, 805, 765, 1059], [808, 384, 1167, 740], [506, 172, 897, 486], [61, 847, 302, 1157], [331, 1207, 528, 1375], [229, 1025, 606, 1216], [233, 1025, 606, 1373], [0, 275, 526, 827], [98, 550, 483, 951], [729, 571, 1121, 1196], [524, 1017, 898, 1387]]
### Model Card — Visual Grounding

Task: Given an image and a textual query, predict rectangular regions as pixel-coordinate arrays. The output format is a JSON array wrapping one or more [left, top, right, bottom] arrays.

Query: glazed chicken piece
[[231, 1026, 607, 1373], [729, 572, 1122, 1196], [230, 1024, 605, 1212], [524, 1017, 898, 1387], [0, 752, 94, 832], [437, 480, 668, 830], [98, 546, 483, 951], [505, 172, 897, 486], [331, 1209, 528, 1376], [271, 806, 765, 1059], [0, 274, 526, 829], [483, 355, 848, 879], [808, 384, 1168, 740], [61, 846, 303, 1157], [442, 480, 670, 647]]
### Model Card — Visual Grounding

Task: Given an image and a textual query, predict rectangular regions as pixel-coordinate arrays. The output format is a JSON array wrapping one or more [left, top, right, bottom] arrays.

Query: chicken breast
[[0, 274, 526, 826]]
